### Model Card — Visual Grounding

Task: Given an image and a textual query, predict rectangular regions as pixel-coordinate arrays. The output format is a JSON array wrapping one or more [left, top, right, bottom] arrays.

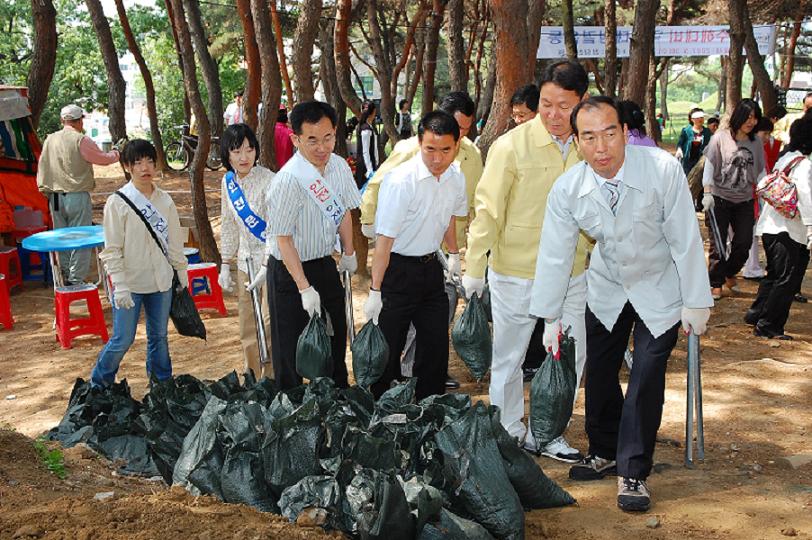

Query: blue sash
[[225, 171, 268, 242]]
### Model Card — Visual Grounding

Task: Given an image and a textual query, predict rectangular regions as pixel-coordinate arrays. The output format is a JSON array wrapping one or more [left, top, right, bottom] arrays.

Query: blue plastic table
[[22, 226, 106, 289]]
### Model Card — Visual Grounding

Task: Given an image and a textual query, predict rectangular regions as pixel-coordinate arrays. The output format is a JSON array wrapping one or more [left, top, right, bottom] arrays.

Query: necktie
[[602, 180, 620, 215]]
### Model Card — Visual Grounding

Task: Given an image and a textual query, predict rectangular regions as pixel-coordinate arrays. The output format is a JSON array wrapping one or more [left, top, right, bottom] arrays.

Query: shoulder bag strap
[[114, 191, 174, 270]]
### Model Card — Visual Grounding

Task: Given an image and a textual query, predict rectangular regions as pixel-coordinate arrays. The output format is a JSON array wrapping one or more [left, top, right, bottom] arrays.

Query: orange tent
[[0, 86, 49, 233]]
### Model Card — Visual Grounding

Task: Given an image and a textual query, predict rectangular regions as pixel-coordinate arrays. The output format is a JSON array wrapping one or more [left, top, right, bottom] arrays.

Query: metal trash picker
[[343, 270, 355, 346], [685, 332, 705, 467], [707, 207, 730, 261], [245, 257, 270, 368]]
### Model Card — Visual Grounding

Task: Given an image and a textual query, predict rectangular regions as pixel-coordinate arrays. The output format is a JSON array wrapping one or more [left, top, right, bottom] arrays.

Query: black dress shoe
[[754, 326, 793, 340], [794, 294, 808, 303], [744, 309, 759, 326], [445, 377, 460, 389]]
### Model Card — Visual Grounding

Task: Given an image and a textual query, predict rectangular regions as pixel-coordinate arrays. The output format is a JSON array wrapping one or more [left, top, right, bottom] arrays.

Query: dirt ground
[[0, 164, 810, 539]]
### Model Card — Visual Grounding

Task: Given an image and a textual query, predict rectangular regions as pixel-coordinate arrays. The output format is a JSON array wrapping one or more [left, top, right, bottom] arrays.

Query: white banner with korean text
[[537, 25, 776, 59]]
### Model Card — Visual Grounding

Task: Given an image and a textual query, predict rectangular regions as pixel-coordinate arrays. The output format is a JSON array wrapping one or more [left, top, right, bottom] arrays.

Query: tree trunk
[[365, 0, 399, 142], [85, 0, 127, 142], [167, 0, 219, 264], [163, 0, 191, 123], [562, 0, 578, 60], [114, 0, 167, 170], [659, 60, 669, 121], [406, 29, 426, 106], [621, 0, 660, 107], [526, 0, 546, 68], [182, 0, 224, 137], [447, 0, 466, 92], [318, 16, 348, 158], [781, 5, 803, 88], [290, 0, 322, 102], [478, 0, 531, 156], [236, 0, 260, 129], [421, 0, 444, 116], [476, 50, 497, 121], [250, 0, 282, 170], [725, 0, 745, 111], [269, 0, 294, 106], [717, 56, 727, 113], [391, 3, 428, 104], [604, 0, 618, 97], [334, 0, 362, 117], [731, 0, 776, 113], [27, 0, 57, 130]]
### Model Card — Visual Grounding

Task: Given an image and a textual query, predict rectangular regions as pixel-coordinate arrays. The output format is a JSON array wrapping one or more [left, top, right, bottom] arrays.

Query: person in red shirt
[[273, 107, 295, 168]]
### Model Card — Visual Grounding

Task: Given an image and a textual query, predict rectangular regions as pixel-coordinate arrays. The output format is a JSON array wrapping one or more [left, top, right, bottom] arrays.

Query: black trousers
[[584, 302, 679, 480], [706, 197, 755, 288], [749, 232, 809, 335], [266, 255, 348, 390], [372, 253, 449, 400]]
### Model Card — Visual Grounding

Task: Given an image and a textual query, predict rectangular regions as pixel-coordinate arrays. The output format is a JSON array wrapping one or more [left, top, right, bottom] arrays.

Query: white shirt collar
[[416, 155, 456, 184], [591, 161, 626, 188], [551, 134, 574, 158]]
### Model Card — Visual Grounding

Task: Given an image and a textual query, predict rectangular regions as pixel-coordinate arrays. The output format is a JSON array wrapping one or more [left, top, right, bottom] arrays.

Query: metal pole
[[685, 333, 704, 467], [685, 332, 695, 467], [343, 270, 355, 346], [707, 207, 730, 261], [245, 257, 269, 367], [691, 333, 705, 460]]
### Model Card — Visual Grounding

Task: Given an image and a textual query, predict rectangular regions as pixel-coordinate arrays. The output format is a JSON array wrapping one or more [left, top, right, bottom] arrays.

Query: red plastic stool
[[54, 284, 109, 349], [0, 274, 13, 330], [187, 262, 227, 316], [0, 246, 23, 291]]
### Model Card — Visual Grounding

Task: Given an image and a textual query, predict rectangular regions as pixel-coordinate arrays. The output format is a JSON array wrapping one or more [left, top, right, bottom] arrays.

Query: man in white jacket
[[530, 96, 712, 513]]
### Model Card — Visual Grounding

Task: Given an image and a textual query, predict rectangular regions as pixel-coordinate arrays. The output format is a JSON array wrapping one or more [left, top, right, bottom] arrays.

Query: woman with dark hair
[[745, 111, 812, 338], [91, 139, 188, 387], [619, 100, 657, 147], [217, 123, 275, 378], [675, 107, 712, 175], [355, 100, 380, 188], [396, 99, 412, 139], [701, 98, 767, 300]]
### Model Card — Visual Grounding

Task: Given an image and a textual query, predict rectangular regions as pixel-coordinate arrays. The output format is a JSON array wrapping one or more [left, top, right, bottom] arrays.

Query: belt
[[393, 252, 437, 264]]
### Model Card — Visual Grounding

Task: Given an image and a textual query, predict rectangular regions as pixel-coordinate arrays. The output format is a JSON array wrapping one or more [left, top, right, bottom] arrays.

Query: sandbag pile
[[49, 374, 575, 539]]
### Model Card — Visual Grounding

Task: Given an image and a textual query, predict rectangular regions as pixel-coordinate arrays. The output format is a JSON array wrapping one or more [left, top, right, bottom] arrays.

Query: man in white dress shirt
[[530, 96, 712, 512], [363, 111, 467, 399]]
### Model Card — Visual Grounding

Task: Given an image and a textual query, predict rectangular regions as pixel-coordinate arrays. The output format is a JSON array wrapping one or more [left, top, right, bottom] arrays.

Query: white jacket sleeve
[[702, 159, 715, 188], [361, 129, 373, 173]]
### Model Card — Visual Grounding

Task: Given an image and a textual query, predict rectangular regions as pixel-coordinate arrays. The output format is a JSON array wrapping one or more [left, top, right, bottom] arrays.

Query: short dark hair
[[619, 100, 646, 133], [805, 92, 812, 104], [418, 110, 460, 141], [510, 84, 540, 111], [235, 90, 244, 98], [570, 96, 622, 137], [707, 116, 720, 126], [754, 117, 773, 134], [399, 99, 408, 110], [277, 107, 288, 124], [688, 107, 704, 124], [121, 139, 157, 166], [729, 98, 762, 141], [220, 123, 259, 172], [767, 106, 787, 120], [785, 110, 812, 155], [439, 91, 475, 118], [289, 100, 338, 135], [539, 60, 589, 97]]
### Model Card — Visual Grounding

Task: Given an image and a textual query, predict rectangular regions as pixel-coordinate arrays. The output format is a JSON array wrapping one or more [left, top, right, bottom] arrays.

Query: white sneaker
[[541, 435, 584, 463]]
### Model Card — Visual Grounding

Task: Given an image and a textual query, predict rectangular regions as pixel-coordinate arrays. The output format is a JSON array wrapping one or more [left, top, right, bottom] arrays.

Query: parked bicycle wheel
[[165, 141, 190, 171]]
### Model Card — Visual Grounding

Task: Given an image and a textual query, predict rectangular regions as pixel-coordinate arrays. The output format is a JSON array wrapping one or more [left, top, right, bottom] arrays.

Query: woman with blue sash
[[218, 124, 275, 379]]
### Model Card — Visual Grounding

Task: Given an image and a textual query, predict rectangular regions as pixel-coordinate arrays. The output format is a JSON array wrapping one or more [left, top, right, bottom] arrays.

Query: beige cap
[[60, 104, 86, 121]]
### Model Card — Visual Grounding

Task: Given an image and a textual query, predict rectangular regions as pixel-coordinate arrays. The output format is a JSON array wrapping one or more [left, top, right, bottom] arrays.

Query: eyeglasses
[[296, 133, 336, 150]]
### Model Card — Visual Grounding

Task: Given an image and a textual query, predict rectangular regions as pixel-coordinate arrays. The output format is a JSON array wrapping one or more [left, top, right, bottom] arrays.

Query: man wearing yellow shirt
[[360, 92, 483, 250], [462, 61, 590, 462]]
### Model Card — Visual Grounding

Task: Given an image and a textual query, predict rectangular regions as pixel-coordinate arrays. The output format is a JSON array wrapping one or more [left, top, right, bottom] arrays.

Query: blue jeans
[[91, 289, 173, 387]]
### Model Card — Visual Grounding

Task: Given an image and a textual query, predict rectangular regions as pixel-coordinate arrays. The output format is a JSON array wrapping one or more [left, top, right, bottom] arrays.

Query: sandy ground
[[0, 164, 810, 539]]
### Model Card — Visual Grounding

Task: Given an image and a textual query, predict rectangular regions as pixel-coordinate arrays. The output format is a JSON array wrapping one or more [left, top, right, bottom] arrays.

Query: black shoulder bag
[[114, 191, 206, 340]]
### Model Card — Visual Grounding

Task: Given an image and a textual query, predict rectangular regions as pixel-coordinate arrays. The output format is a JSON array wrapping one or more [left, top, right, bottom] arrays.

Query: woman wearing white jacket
[[745, 112, 812, 339]]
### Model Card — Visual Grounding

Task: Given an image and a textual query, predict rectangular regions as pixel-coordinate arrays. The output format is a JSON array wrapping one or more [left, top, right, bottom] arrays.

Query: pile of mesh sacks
[[49, 372, 575, 539]]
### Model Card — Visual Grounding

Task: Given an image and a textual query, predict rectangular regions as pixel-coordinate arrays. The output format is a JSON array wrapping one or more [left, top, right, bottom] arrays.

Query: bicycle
[[164, 125, 222, 172]]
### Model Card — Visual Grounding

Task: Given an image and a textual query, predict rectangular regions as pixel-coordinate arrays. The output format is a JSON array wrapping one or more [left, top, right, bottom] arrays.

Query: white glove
[[701, 193, 715, 212], [300, 286, 321, 317], [114, 287, 135, 310], [361, 223, 376, 239], [447, 252, 461, 278], [674, 148, 683, 161], [218, 263, 234, 292], [364, 289, 382, 324], [246, 265, 267, 292], [338, 252, 358, 275], [681, 307, 710, 335], [806, 226, 812, 251], [178, 270, 189, 289], [461, 275, 485, 299], [542, 318, 562, 356]]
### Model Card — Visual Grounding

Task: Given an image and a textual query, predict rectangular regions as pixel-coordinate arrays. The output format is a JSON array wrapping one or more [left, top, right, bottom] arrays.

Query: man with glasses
[[249, 100, 361, 390], [510, 84, 539, 127]]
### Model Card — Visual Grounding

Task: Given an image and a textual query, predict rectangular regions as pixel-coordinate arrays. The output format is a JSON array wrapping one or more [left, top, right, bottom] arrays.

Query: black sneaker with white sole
[[569, 454, 618, 480], [617, 476, 651, 512]]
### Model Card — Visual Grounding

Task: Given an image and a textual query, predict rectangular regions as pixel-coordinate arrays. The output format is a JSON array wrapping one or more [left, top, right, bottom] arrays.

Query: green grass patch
[[33, 438, 67, 480]]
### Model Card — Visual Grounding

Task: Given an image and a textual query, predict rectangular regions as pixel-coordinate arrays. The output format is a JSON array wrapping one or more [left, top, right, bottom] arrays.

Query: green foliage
[[33, 438, 67, 480]]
